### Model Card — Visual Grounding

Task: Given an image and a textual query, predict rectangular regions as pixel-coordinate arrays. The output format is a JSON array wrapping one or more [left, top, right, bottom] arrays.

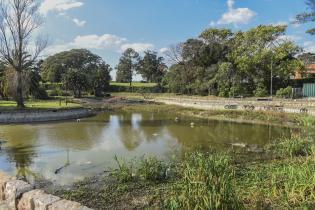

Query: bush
[[276, 86, 293, 99], [254, 83, 268, 97], [166, 152, 241, 210], [265, 136, 314, 158]]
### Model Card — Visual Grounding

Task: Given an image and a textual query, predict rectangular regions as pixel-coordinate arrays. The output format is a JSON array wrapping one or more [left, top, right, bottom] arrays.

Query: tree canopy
[[164, 25, 303, 97], [41, 49, 112, 98], [115, 48, 140, 86], [296, 0, 315, 35]]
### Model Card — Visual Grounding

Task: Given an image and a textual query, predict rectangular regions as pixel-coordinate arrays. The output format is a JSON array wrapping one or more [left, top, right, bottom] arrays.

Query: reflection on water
[[0, 111, 295, 185]]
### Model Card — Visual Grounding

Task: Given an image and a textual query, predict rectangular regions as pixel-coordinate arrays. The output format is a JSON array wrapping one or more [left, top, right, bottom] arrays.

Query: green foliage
[[296, 0, 315, 35], [41, 49, 112, 98], [112, 155, 134, 183], [116, 48, 140, 85], [137, 51, 167, 84], [166, 152, 241, 210], [265, 136, 314, 158], [164, 25, 302, 97], [298, 114, 315, 127], [254, 83, 268, 97], [238, 156, 315, 209], [138, 156, 167, 182], [63, 69, 89, 98], [276, 86, 293, 98]]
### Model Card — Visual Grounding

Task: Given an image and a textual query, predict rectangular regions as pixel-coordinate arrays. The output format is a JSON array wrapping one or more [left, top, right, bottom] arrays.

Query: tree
[[0, 0, 47, 108], [41, 49, 105, 82], [137, 51, 167, 85], [41, 49, 112, 98], [296, 0, 315, 35], [63, 69, 88, 98], [93, 63, 112, 97], [0, 60, 7, 99], [116, 48, 139, 86]]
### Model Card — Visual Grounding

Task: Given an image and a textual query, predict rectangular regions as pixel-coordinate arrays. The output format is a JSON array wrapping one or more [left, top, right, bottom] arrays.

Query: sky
[[38, 0, 315, 79]]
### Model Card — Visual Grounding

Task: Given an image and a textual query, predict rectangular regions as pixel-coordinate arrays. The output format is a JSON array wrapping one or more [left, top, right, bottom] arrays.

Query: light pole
[[267, 40, 279, 100]]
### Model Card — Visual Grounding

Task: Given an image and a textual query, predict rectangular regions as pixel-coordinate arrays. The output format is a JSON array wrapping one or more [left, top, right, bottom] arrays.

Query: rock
[[17, 189, 45, 210], [47, 199, 82, 210], [33, 194, 61, 210], [0, 200, 11, 210], [0, 172, 11, 201], [4, 180, 32, 210]]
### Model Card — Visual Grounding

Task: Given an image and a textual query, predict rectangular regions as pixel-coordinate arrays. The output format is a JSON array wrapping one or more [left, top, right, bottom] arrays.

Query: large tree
[[116, 48, 140, 86], [41, 49, 112, 98], [296, 0, 315, 35], [0, 0, 47, 108], [41, 49, 105, 82], [137, 51, 167, 85]]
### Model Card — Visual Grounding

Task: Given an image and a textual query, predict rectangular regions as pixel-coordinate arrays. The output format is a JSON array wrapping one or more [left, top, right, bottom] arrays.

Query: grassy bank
[[48, 135, 315, 210], [116, 103, 311, 127], [0, 99, 81, 110]]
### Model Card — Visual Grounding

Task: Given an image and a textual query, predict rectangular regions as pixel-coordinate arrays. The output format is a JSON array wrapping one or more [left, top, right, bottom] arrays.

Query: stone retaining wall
[[0, 108, 94, 123], [0, 172, 92, 210]]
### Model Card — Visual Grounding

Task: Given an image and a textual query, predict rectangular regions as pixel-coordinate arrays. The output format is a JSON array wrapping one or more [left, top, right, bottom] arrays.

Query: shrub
[[265, 136, 314, 158], [166, 152, 241, 210], [254, 83, 268, 97], [276, 86, 293, 99]]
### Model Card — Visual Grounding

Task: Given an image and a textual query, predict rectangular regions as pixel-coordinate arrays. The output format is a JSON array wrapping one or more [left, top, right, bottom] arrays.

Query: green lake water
[[0, 111, 297, 185]]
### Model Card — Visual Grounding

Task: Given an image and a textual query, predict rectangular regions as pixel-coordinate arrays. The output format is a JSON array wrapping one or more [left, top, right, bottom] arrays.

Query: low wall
[[0, 172, 92, 210], [0, 108, 94, 123]]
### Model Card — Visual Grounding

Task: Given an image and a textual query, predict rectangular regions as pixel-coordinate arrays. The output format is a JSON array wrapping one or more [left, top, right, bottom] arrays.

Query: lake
[[0, 111, 297, 185]]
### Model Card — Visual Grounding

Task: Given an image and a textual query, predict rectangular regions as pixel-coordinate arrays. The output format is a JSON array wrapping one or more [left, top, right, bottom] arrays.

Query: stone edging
[[0, 172, 92, 210], [0, 108, 94, 123]]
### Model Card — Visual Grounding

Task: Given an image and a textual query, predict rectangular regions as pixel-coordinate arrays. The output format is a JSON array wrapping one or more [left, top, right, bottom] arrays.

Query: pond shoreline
[[0, 108, 94, 123]]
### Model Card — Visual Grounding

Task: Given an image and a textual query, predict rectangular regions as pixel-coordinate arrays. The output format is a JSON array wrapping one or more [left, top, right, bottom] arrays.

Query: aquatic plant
[[138, 156, 167, 182], [165, 152, 242, 210]]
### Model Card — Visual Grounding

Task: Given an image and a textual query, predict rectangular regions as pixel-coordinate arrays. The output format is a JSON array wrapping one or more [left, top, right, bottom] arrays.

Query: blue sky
[[39, 0, 315, 78]]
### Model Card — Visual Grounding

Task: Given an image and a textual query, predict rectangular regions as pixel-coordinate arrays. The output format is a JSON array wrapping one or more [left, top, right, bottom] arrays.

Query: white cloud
[[121, 43, 154, 52], [73, 34, 127, 50], [218, 0, 256, 25], [72, 18, 86, 27], [304, 41, 315, 53], [159, 47, 169, 54], [45, 34, 154, 55], [40, 0, 84, 15], [271, 21, 288, 26], [278, 35, 302, 42]]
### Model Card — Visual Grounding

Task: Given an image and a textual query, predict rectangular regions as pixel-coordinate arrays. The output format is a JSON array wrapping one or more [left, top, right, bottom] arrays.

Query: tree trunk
[[16, 70, 25, 108]]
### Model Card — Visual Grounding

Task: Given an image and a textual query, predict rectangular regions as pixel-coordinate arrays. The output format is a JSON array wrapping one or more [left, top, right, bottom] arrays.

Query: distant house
[[294, 63, 315, 80]]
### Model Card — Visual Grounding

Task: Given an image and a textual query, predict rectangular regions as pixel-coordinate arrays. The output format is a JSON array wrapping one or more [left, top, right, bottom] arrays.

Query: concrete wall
[[0, 108, 94, 123], [0, 172, 92, 210]]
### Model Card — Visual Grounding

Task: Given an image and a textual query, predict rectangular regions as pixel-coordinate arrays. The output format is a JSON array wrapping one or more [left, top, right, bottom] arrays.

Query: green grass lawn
[[0, 100, 81, 110], [110, 82, 157, 87]]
